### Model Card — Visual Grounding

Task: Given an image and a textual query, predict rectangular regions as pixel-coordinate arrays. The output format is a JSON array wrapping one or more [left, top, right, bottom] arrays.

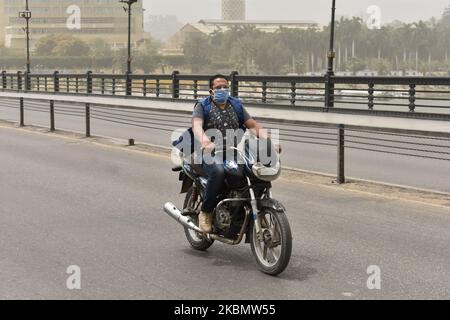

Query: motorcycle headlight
[[251, 161, 281, 182]]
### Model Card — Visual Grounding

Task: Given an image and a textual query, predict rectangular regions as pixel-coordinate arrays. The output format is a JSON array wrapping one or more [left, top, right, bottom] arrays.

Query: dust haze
[[143, 0, 449, 24]]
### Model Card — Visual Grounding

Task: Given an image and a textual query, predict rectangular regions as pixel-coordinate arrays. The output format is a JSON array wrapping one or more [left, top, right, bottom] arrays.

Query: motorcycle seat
[[191, 163, 208, 178]]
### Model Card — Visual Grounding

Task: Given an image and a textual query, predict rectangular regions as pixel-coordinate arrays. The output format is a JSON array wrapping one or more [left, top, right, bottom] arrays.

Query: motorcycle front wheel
[[183, 186, 214, 251], [250, 208, 292, 276]]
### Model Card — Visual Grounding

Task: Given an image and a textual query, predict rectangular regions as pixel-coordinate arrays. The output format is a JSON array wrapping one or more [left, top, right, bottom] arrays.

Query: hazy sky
[[143, 0, 450, 24]]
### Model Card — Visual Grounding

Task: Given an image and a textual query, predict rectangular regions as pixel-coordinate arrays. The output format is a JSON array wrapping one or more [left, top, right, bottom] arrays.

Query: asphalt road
[[1, 125, 449, 299], [1, 98, 450, 193]]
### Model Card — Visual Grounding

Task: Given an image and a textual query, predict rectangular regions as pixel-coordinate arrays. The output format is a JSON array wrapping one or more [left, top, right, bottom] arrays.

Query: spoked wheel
[[183, 186, 214, 251], [250, 208, 292, 276]]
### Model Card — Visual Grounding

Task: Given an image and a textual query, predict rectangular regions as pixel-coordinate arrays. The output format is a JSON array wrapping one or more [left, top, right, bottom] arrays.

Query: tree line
[[0, 34, 182, 73], [183, 16, 450, 75]]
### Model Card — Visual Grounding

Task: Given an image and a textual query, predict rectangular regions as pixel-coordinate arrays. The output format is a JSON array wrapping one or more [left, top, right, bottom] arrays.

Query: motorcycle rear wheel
[[183, 186, 214, 251]]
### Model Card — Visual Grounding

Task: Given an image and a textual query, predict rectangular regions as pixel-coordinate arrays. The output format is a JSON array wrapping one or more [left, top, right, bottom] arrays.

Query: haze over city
[[143, 0, 450, 24]]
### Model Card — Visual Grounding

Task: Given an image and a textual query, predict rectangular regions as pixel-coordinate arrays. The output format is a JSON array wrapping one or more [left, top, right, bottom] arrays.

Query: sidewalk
[[1, 91, 449, 135]]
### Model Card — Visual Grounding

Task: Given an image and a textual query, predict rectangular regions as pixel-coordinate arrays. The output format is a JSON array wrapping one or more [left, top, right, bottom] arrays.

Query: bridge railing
[[2, 70, 450, 119]]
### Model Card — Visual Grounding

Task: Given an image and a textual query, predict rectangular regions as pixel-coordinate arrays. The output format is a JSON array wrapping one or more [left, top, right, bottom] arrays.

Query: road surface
[[0, 125, 449, 299]]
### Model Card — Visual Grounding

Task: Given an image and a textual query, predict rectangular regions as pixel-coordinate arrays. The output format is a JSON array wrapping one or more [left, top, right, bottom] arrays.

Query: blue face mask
[[213, 89, 229, 104]]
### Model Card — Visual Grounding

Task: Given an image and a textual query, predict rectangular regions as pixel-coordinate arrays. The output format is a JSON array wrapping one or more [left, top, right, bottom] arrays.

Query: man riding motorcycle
[[192, 74, 282, 233]]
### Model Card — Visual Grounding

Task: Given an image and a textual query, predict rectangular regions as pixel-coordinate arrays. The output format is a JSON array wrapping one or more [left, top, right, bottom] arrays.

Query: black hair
[[209, 74, 229, 89]]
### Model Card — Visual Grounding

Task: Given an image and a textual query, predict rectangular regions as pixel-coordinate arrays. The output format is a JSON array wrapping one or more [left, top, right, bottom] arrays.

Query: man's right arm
[[192, 117, 215, 151]]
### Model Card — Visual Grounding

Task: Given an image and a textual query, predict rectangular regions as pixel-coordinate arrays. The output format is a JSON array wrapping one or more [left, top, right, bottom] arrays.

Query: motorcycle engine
[[214, 192, 246, 239], [215, 205, 232, 230]]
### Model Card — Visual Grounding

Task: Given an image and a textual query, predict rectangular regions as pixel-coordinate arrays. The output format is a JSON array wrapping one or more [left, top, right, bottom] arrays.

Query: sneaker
[[199, 211, 213, 233]]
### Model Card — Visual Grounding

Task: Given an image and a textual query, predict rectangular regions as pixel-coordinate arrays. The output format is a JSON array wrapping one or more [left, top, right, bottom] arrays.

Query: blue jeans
[[201, 157, 225, 213]]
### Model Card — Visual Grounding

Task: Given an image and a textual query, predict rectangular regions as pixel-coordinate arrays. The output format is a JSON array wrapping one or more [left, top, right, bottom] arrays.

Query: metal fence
[[2, 71, 450, 120], [1, 96, 449, 186]]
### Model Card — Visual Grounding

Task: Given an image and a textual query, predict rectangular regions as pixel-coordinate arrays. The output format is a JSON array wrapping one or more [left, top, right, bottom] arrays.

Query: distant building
[[336, 71, 354, 76], [0, 0, 144, 50], [389, 70, 403, 76], [305, 71, 326, 76], [222, 0, 246, 21], [355, 69, 379, 77], [145, 15, 183, 42], [387, 70, 425, 77], [386, 20, 405, 29], [404, 70, 424, 76], [166, 19, 319, 50]]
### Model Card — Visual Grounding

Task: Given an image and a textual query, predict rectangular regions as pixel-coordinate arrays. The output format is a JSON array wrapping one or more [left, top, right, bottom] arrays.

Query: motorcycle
[[163, 138, 292, 276]]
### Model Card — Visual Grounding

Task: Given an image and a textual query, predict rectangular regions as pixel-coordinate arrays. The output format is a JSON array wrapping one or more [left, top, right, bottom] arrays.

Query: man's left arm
[[244, 118, 269, 139], [243, 110, 282, 153]]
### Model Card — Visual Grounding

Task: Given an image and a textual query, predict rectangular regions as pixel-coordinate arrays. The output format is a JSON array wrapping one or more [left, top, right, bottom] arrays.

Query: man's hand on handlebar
[[275, 143, 282, 154], [202, 140, 216, 153]]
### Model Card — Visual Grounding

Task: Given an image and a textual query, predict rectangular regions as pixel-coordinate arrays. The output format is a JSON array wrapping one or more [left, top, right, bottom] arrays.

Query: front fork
[[247, 177, 263, 237]]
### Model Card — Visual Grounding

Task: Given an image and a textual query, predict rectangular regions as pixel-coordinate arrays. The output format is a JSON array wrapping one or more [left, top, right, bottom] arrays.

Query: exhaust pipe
[[163, 202, 203, 233]]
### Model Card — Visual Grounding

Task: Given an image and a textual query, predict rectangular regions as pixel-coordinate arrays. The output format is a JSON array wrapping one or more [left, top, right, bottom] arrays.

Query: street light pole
[[127, 2, 132, 74], [325, 0, 336, 108], [119, 0, 138, 95], [327, 0, 336, 74], [19, 0, 32, 75]]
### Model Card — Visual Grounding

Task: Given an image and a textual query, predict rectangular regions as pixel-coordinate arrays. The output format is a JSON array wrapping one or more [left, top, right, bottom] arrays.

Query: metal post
[[325, 0, 336, 109], [19, 98, 25, 127], [337, 124, 345, 184], [86, 71, 93, 94], [2, 71, 6, 90], [126, 0, 131, 95], [25, 5, 31, 75], [119, 0, 137, 95], [85, 103, 91, 137], [24, 71, 30, 91], [126, 1, 132, 75], [17, 71, 23, 91], [193, 80, 198, 100], [50, 100, 55, 131], [126, 71, 132, 96], [409, 84, 416, 112], [290, 81, 296, 106], [19, 0, 32, 74], [53, 71, 59, 93], [172, 70, 180, 99], [101, 78, 105, 95], [262, 81, 267, 103], [156, 79, 160, 97], [368, 83, 375, 110], [230, 71, 239, 97]]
